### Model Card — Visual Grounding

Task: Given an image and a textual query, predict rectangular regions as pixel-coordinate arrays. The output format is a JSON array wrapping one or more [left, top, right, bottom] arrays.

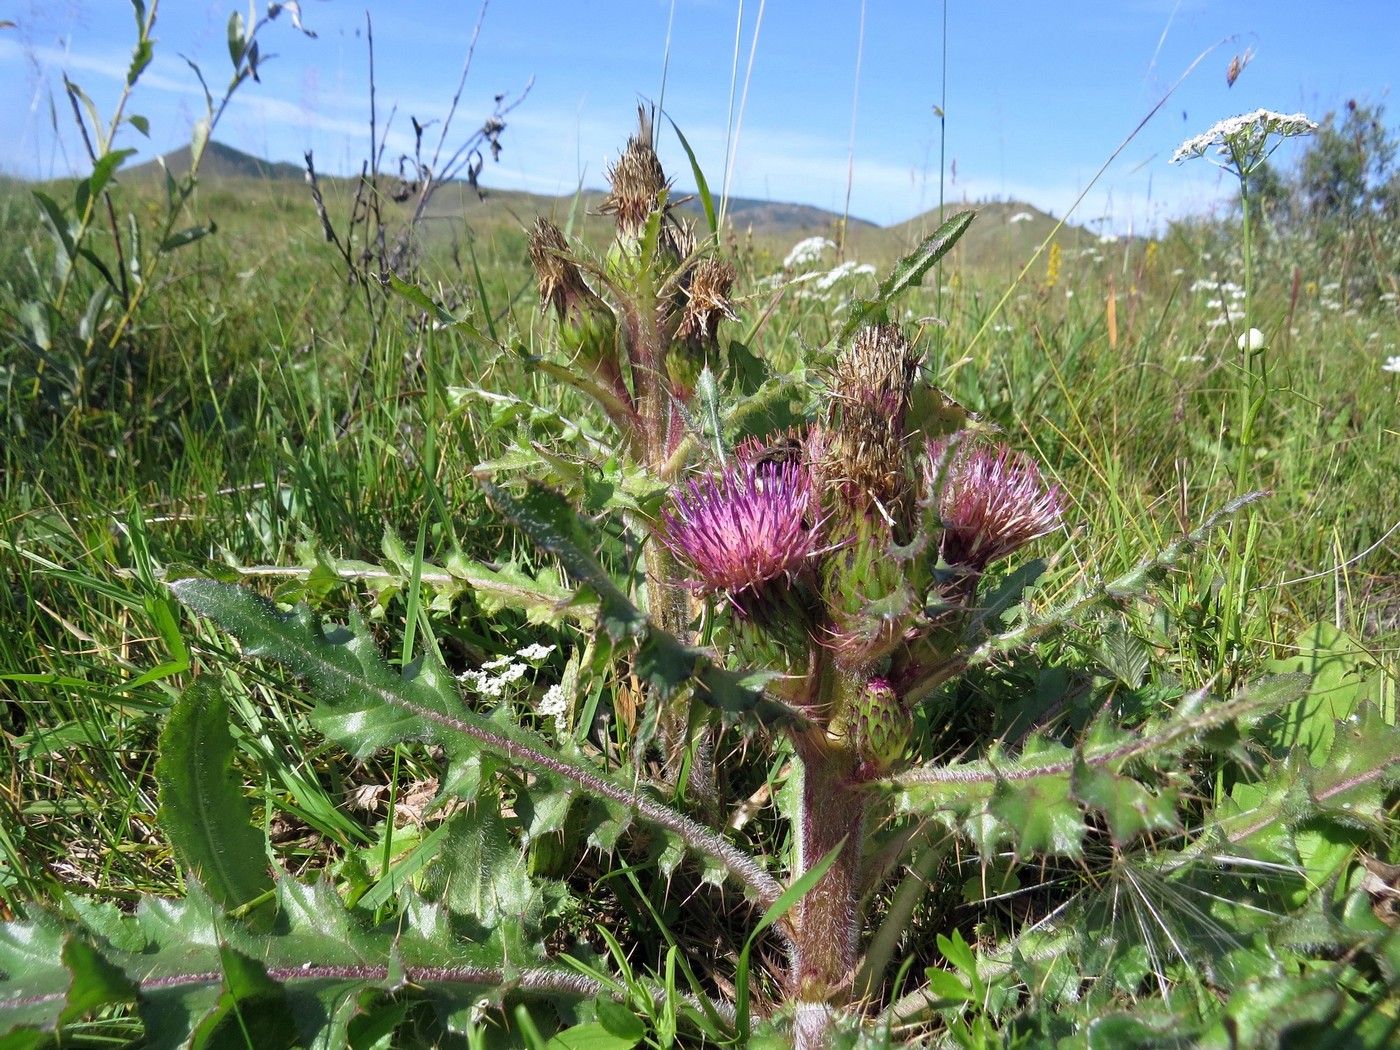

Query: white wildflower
[[1009, 211, 1033, 224], [481, 655, 513, 671], [539, 683, 569, 734], [817, 256, 856, 285], [1383, 356, 1400, 374], [1171, 108, 1317, 172], [784, 236, 835, 269], [515, 642, 556, 662]]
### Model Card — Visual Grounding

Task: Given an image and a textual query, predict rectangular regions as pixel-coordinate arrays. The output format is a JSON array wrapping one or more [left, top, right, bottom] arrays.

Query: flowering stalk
[[525, 110, 742, 801], [1172, 109, 1317, 494], [657, 323, 1063, 1046]]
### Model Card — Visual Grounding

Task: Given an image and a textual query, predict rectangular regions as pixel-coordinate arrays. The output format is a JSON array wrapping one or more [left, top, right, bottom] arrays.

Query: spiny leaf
[[155, 679, 274, 910], [839, 210, 975, 340], [0, 877, 614, 1048], [892, 674, 1310, 859], [169, 578, 782, 905]]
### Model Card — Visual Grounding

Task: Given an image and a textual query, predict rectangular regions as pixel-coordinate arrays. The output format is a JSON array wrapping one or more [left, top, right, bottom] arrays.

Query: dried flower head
[[825, 324, 922, 525], [527, 218, 598, 321], [1171, 108, 1317, 175], [928, 437, 1063, 571], [660, 457, 818, 603], [676, 257, 738, 348], [601, 108, 672, 240]]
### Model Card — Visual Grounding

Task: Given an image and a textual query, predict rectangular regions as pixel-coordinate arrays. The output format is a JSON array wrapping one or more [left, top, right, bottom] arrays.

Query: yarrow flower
[[1171, 108, 1317, 171], [660, 456, 818, 603], [1383, 356, 1400, 374], [538, 683, 569, 735], [927, 438, 1064, 571], [783, 236, 835, 270]]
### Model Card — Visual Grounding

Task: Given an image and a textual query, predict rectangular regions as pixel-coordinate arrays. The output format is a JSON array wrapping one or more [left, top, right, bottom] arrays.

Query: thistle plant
[[652, 325, 1067, 1043], [8, 103, 1399, 1050]]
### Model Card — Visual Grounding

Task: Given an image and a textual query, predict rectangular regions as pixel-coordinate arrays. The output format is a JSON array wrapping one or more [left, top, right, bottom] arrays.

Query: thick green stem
[[789, 733, 867, 1049]]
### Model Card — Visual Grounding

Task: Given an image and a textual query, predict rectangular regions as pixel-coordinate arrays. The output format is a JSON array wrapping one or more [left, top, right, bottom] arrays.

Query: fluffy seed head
[[927, 438, 1064, 570], [527, 218, 596, 321], [676, 257, 737, 349]]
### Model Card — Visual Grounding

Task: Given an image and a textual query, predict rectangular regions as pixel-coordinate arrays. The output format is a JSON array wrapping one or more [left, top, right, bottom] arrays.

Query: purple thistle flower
[[928, 438, 1064, 571], [660, 457, 818, 601]]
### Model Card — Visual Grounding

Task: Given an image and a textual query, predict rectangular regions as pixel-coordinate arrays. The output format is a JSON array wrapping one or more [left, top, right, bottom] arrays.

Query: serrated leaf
[[189, 944, 298, 1050], [156, 679, 274, 910], [0, 912, 72, 1033], [443, 550, 581, 626], [988, 764, 1084, 857], [420, 797, 546, 943], [1072, 756, 1179, 845], [169, 579, 781, 903], [838, 210, 974, 340]]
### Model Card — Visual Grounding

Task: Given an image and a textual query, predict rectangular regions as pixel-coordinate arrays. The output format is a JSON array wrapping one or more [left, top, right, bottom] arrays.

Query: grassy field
[[2, 113, 1399, 1047]]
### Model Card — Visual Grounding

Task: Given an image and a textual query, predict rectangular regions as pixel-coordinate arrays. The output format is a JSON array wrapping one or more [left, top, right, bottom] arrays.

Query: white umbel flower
[[1171, 108, 1317, 170]]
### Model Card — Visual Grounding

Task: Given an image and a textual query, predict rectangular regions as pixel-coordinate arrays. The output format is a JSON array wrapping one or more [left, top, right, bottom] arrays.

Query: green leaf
[[665, 115, 717, 240], [1261, 621, 1396, 764], [419, 796, 548, 946], [127, 37, 153, 85], [30, 190, 75, 268], [75, 148, 136, 218], [838, 210, 975, 340], [155, 679, 274, 910], [226, 10, 246, 68], [189, 944, 298, 1050], [160, 223, 217, 251], [386, 275, 493, 345], [169, 579, 782, 904], [0, 912, 73, 1034], [988, 748, 1084, 857]]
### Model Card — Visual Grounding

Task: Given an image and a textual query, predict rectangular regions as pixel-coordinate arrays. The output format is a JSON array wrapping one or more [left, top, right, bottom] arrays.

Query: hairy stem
[[789, 733, 867, 1049]]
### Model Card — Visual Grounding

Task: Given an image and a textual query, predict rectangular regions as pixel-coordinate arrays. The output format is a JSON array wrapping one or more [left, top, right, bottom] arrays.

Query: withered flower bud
[[824, 324, 922, 530], [676, 257, 737, 350], [601, 108, 672, 240], [527, 218, 598, 323]]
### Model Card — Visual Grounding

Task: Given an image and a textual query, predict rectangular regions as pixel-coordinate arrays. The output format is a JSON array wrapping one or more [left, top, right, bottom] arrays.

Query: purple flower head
[[927, 437, 1064, 571], [660, 456, 818, 602]]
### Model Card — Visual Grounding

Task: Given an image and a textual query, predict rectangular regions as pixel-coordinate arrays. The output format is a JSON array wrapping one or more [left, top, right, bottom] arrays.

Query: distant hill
[[109, 141, 1122, 268], [125, 141, 307, 182]]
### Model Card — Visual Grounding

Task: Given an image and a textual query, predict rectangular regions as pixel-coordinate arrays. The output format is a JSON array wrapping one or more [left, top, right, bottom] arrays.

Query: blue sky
[[3, 1, 1396, 235]]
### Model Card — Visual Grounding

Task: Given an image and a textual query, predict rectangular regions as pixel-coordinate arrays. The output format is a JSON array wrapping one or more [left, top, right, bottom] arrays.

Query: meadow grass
[[2, 148, 1398, 1044]]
